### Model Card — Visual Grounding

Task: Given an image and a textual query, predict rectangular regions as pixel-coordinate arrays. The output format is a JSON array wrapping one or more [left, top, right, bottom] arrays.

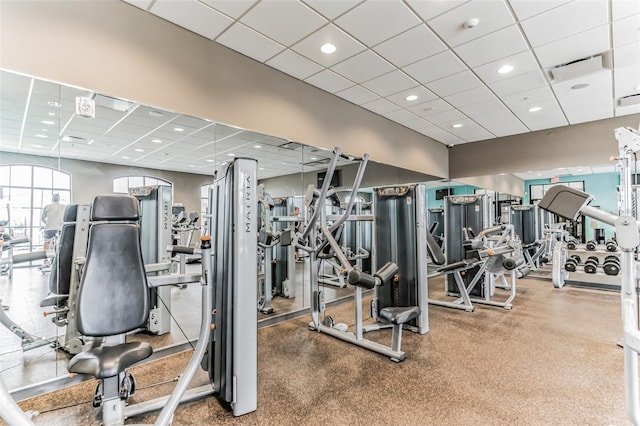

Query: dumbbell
[[566, 239, 578, 250], [585, 240, 598, 251], [564, 255, 581, 272], [603, 255, 621, 276], [605, 239, 618, 252], [584, 256, 599, 274]]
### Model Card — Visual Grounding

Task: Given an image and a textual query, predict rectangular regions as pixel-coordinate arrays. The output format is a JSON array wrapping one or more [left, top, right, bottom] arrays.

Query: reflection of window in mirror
[[112, 175, 172, 194]]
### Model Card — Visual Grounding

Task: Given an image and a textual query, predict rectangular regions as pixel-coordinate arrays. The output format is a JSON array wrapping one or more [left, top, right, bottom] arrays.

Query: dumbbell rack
[[557, 243, 621, 289]]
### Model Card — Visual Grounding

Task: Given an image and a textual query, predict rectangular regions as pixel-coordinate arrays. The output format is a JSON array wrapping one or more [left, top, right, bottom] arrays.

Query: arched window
[[112, 176, 172, 194], [0, 164, 71, 249]]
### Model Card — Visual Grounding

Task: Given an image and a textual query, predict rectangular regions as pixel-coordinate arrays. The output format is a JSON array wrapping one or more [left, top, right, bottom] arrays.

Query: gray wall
[[0, 152, 211, 216], [0, 0, 449, 180]]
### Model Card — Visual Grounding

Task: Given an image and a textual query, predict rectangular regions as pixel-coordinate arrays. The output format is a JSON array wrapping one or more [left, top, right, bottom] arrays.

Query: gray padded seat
[[67, 195, 152, 379], [379, 306, 420, 325]]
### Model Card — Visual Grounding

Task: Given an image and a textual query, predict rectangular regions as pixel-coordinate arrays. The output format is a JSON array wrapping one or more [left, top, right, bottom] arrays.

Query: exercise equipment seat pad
[[379, 306, 420, 325], [68, 342, 152, 379]]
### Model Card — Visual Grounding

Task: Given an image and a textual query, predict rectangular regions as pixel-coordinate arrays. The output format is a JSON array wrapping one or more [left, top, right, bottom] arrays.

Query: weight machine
[[538, 126, 640, 425]]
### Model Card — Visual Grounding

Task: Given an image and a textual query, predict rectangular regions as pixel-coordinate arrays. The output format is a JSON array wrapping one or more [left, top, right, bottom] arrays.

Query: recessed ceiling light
[[282, 162, 286, 165], [151, 139, 162, 143], [311, 157, 317, 160], [528, 106, 542, 112], [41, 120, 55, 125], [188, 165, 195, 168], [254, 145, 262, 148], [48, 112, 55, 116], [206, 159, 215, 163], [173, 127, 184, 132], [497, 64, 514, 74], [47, 101, 61, 107], [635, 85, 640, 91], [536, 173, 542, 176], [62, 136, 71, 142], [35, 134, 47, 138], [405, 95, 419, 101], [88, 140, 94, 145], [452, 123, 463, 128], [149, 110, 163, 117], [41, 128, 48, 132], [121, 156, 129, 159], [33, 144, 43, 148], [135, 148, 144, 152], [320, 43, 336, 54], [571, 83, 590, 90], [227, 153, 235, 156], [259, 167, 265, 170]]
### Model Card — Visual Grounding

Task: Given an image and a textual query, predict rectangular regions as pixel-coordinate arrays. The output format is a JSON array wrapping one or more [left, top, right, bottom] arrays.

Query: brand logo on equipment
[[245, 175, 252, 232]]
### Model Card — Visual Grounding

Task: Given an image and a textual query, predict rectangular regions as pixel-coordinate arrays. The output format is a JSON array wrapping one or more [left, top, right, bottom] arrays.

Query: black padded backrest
[[91, 194, 139, 221], [63, 204, 79, 222], [48, 223, 75, 295]]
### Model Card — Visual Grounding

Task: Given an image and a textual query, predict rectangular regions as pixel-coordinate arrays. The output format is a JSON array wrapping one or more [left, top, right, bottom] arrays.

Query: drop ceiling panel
[[427, 0, 515, 47], [460, 99, 529, 136], [403, 50, 467, 85], [383, 109, 419, 123], [520, 0, 609, 47], [614, 43, 640, 68], [614, 65, 640, 98], [445, 85, 498, 109], [291, 24, 366, 68], [121, 0, 152, 10], [552, 70, 614, 123], [446, 119, 495, 142], [419, 126, 466, 146], [426, 70, 483, 97], [454, 25, 529, 68], [612, 13, 640, 48], [335, 85, 378, 105], [239, 0, 326, 46], [302, 0, 363, 20], [372, 24, 447, 68], [509, 0, 573, 21], [473, 50, 539, 85], [489, 70, 549, 97], [402, 117, 435, 134], [386, 86, 438, 108], [361, 98, 401, 115], [502, 87, 568, 130], [612, 0, 640, 20], [216, 23, 285, 62], [199, 0, 257, 19], [616, 104, 640, 116], [304, 69, 353, 93], [533, 24, 610, 69], [406, 98, 454, 119], [405, 0, 468, 21], [149, 0, 233, 40], [330, 50, 394, 84], [425, 108, 468, 126], [334, 1, 420, 47], [361, 70, 417, 97]]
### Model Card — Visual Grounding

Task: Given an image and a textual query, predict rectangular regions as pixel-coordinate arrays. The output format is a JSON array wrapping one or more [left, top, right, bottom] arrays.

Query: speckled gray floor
[[11, 277, 630, 425]]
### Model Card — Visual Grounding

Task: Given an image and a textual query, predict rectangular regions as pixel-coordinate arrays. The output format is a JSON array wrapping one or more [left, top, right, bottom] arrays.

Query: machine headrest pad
[[91, 195, 139, 221], [63, 204, 79, 222]]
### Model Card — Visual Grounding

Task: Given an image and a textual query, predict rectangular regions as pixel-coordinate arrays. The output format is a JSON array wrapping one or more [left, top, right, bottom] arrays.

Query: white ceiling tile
[[122, 0, 152, 10], [386, 86, 438, 108], [427, 70, 483, 97], [427, 0, 515, 47], [454, 25, 528, 68], [330, 50, 395, 83], [402, 117, 436, 134], [534, 24, 610, 69], [240, 0, 327, 46], [612, 0, 640, 21], [372, 24, 447, 68], [199, 0, 257, 19], [402, 50, 467, 84], [335, 85, 379, 105], [419, 126, 466, 146], [489, 70, 549, 97], [334, 1, 420, 47], [509, 0, 573, 21], [304, 69, 354, 93], [446, 118, 495, 142], [405, 0, 468, 21], [552, 70, 614, 124], [150, 0, 234, 40], [459, 99, 529, 136], [473, 50, 539, 85], [614, 65, 640, 98], [216, 23, 285, 62], [614, 43, 640, 68], [613, 13, 640, 48], [302, 0, 363, 20], [266, 49, 324, 80], [360, 70, 417, 97], [444, 86, 497, 108], [520, 0, 609, 47], [502, 86, 568, 130], [291, 24, 366, 68], [425, 108, 468, 126], [406, 98, 454, 118], [383, 109, 420, 123], [361, 98, 401, 115], [616, 104, 640, 116]]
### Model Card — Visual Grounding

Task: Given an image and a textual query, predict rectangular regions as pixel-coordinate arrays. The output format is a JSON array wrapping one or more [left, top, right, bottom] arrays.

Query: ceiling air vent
[[619, 94, 640, 108], [546, 52, 611, 83]]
